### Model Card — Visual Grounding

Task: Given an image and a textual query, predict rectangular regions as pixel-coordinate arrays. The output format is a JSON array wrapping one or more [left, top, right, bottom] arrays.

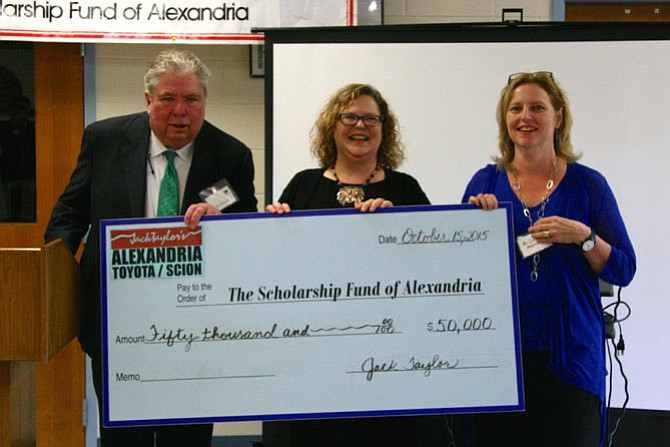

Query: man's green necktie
[[157, 151, 179, 216]]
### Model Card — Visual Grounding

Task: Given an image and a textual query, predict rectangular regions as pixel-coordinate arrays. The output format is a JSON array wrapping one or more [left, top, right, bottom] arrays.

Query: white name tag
[[516, 232, 552, 259], [199, 179, 239, 211]]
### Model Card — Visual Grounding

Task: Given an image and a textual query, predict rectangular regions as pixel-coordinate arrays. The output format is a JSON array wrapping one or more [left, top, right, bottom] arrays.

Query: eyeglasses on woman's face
[[337, 113, 385, 127]]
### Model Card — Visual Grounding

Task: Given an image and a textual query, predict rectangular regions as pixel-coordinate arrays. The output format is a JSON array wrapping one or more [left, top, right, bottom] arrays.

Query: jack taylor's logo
[[109, 226, 203, 280]]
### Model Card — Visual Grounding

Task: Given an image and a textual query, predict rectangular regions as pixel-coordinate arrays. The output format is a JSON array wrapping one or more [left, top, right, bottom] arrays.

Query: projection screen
[[263, 22, 670, 412]]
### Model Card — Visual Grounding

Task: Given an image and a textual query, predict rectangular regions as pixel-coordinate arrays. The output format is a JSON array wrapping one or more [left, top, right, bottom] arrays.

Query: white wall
[[384, 0, 552, 23], [92, 0, 553, 438]]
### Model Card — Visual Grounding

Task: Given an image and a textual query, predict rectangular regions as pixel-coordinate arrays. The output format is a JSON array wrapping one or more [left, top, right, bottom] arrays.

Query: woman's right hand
[[265, 202, 292, 214], [468, 193, 499, 210], [355, 198, 393, 213]]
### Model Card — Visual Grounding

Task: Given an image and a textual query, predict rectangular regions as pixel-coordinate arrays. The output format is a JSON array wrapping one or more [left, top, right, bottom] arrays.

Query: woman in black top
[[266, 83, 429, 213], [264, 84, 444, 447]]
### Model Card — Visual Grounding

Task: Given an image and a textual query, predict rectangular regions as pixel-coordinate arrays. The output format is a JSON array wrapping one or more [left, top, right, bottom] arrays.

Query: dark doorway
[[0, 41, 36, 222]]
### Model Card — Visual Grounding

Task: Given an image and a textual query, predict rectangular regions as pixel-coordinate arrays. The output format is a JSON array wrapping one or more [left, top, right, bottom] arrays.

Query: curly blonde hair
[[495, 72, 580, 168], [310, 83, 405, 169]]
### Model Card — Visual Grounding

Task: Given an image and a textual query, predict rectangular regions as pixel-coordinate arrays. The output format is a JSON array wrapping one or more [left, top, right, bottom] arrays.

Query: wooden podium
[[0, 239, 81, 447]]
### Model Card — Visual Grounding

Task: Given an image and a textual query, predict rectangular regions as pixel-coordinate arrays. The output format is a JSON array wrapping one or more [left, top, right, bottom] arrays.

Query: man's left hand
[[184, 203, 221, 229]]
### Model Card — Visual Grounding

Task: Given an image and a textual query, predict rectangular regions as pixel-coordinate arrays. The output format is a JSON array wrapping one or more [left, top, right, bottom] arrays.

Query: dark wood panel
[[567, 2, 670, 21]]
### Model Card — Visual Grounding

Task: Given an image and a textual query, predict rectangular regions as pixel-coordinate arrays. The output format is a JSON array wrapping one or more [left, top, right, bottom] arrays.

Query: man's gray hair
[[144, 49, 212, 96]]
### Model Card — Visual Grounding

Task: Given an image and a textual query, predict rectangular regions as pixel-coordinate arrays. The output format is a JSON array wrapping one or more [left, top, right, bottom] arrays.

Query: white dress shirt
[[144, 132, 193, 217]]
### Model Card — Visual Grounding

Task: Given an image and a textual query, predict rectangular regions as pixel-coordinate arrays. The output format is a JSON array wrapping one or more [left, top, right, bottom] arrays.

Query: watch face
[[582, 239, 595, 252]]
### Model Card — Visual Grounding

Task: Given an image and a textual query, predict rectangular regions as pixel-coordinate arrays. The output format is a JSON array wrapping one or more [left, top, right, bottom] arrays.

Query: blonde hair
[[495, 72, 580, 168]]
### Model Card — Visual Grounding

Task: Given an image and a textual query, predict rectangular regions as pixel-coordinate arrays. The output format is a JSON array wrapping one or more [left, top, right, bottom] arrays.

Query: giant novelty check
[[100, 204, 523, 427]]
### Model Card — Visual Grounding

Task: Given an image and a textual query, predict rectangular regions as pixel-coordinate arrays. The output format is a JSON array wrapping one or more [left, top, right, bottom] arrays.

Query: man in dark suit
[[45, 49, 257, 446]]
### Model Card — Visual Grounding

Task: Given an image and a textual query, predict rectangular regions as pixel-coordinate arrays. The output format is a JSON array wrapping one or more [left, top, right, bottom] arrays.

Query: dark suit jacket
[[45, 112, 257, 355]]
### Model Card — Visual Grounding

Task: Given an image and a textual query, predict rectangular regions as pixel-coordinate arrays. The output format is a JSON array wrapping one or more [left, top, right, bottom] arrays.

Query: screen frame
[[262, 21, 670, 201]]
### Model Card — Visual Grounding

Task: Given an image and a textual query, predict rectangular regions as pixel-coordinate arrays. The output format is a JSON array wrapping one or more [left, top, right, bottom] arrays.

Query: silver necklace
[[510, 158, 558, 282]]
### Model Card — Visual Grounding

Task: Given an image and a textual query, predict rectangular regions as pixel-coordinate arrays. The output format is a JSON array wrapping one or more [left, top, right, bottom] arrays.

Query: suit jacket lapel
[[121, 115, 151, 217], [182, 124, 213, 211]]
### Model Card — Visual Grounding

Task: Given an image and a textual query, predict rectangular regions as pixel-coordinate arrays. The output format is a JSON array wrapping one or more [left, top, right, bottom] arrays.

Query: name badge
[[516, 232, 552, 259], [199, 179, 239, 211]]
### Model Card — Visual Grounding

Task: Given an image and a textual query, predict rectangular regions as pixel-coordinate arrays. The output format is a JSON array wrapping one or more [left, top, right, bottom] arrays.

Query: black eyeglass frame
[[336, 113, 385, 127]]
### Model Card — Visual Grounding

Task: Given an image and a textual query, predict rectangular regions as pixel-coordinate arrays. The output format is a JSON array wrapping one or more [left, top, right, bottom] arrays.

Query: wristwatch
[[581, 227, 596, 252]]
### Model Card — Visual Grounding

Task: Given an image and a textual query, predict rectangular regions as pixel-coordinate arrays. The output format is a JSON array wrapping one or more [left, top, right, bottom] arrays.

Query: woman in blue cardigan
[[463, 71, 636, 447]]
